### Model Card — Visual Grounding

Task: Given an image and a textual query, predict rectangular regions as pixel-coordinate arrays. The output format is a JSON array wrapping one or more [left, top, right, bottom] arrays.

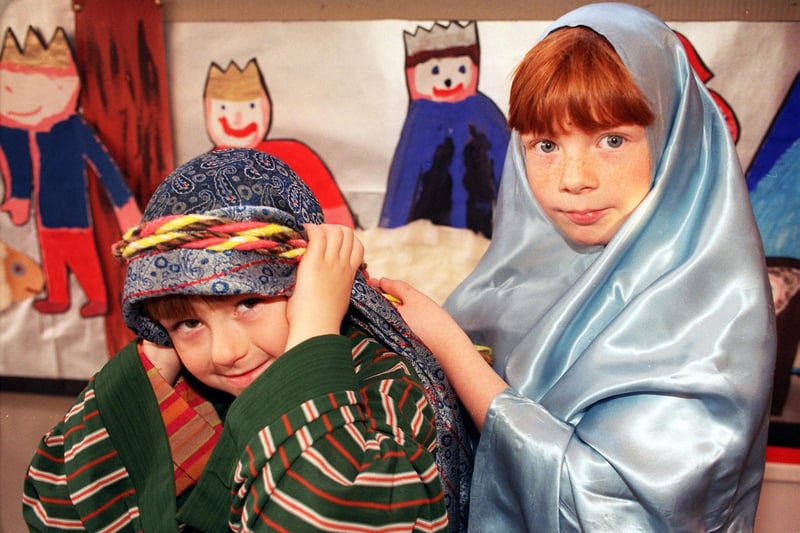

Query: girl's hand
[[285, 224, 364, 350], [378, 277, 463, 357], [379, 277, 508, 431], [140, 339, 181, 386]]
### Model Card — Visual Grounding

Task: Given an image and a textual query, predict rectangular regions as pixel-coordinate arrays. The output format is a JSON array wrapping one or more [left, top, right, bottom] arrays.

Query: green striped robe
[[23, 323, 448, 532]]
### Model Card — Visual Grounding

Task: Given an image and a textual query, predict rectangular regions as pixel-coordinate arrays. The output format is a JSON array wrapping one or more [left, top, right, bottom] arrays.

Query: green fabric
[[24, 327, 447, 532], [178, 333, 356, 531], [95, 341, 179, 532]]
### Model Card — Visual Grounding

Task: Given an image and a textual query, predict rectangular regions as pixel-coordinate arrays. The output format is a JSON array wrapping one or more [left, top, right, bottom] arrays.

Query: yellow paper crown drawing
[[204, 59, 266, 101], [404, 21, 478, 60], [0, 27, 74, 69]]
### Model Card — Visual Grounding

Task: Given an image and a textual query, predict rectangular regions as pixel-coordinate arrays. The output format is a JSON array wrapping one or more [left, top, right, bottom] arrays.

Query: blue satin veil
[[445, 3, 777, 531]]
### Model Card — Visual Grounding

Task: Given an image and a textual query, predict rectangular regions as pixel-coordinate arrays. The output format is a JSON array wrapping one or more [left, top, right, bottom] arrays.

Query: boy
[[23, 148, 466, 532]]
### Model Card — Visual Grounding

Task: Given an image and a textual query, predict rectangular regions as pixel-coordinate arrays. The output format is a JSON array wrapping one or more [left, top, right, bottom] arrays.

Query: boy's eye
[[459, 64, 466, 74], [237, 297, 264, 311], [604, 135, 625, 148], [174, 318, 201, 332], [431, 65, 440, 75]]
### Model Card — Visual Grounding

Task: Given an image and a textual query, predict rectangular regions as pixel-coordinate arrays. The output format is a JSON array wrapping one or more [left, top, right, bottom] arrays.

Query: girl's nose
[[558, 155, 598, 193]]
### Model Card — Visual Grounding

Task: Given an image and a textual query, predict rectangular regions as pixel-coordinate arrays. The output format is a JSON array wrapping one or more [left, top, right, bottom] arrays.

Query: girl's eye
[[604, 135, 625, 148], [459, 64, 466, 74], [220, 104, 226, 111], [432, 65, 440, 75], [536, 140, 557, 154], [249, 102, 256, 109]]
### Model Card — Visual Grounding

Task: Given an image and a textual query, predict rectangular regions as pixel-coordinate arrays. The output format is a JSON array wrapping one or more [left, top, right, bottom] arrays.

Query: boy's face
[[158, 294, 289, 396], [521, 123, 651, 246]]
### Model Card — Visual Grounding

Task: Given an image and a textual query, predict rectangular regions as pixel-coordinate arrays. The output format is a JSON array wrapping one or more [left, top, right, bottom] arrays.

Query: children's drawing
[[72, 0, 176, 355], [0, 27, 140, 318], [747, 72, 799, 253], [379, 21, 509, 238], [676, 31, 740, 143], [745, 73, 800, 417], [0, 27, 139, 317], [203, 58, 355, 227], [0, 239, 44, 312]]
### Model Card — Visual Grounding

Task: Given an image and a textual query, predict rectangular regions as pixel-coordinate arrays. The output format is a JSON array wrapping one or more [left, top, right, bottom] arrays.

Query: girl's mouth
[[564, 209, 606, 225]]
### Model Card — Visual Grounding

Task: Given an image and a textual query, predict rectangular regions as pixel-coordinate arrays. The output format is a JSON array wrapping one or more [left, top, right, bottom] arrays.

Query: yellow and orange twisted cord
[[113, 214, 495, 364], [112, 214, 307, 260]]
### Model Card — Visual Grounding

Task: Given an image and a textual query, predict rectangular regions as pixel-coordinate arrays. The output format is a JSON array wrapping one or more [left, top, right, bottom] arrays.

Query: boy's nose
[[211, 329, 248, 366], [558, 156, 598, 193]]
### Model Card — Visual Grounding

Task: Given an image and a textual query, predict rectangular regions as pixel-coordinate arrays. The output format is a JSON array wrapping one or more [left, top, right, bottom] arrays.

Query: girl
[[381, 3, 776, 531]]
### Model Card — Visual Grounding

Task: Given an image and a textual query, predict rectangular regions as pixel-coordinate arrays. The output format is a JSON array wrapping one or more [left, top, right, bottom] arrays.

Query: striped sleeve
[[221, 329, 449, 532], [22, 382, 142, 532]]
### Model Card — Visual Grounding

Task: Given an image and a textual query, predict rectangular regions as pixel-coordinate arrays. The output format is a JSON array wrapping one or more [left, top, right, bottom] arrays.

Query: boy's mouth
[[224, 360, 272, 388]]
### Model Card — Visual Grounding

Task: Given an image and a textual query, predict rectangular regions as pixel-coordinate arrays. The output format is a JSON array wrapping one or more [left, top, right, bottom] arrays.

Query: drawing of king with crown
[[379, 21, 509, 238], [203, 58, 355, 227], [0, 26, 140, 318]]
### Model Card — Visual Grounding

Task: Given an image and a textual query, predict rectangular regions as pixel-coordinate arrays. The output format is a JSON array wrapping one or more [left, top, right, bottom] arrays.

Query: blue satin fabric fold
[[445, 3, 776, 531]]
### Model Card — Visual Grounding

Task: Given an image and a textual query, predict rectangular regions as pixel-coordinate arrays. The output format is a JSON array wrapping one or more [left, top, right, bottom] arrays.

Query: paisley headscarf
[[119, 148, 472, 529], [445, 4, 776, 531]]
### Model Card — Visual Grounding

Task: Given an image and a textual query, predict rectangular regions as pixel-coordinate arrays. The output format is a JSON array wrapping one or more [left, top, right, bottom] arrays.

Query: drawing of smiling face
[[0, 66, 80, 131], [205, 93, 271, 148], [406, 55, 478, 103]]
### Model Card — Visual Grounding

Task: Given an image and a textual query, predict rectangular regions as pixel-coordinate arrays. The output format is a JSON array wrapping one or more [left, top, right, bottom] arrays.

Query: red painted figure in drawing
[[203, 58, 355, 227]]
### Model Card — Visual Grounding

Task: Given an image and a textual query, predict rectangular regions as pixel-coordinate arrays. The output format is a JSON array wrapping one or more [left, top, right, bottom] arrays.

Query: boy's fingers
[[301, 224, 363, 272]]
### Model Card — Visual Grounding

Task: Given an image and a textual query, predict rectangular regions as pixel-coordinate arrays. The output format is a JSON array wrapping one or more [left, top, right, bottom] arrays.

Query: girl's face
[[521, 124, 651, 246], [159, 294, 289, 396]]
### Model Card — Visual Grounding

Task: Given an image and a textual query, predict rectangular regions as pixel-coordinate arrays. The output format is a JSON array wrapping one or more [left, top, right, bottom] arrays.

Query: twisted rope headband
[[114, 214, 493, 365], [112, 214, 307, 261]]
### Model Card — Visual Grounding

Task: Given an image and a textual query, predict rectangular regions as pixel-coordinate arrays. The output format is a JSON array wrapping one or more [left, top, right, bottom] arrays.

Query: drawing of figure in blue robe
[[379, 21, 509, 238], [747, 72, 799, 260], [745, 72, 800, 417]]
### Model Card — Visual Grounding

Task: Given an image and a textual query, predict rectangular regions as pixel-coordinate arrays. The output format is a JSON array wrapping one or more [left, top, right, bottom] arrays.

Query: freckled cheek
[[525, 165, 560, 205], [618, 159, 652, 203]]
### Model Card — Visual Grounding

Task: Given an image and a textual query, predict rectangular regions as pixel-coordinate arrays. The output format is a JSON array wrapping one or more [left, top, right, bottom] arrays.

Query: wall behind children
[[1, 0, 798, 413]]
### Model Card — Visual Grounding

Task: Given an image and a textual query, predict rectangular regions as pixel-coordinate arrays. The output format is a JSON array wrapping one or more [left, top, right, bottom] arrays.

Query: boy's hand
[[140, 339, 181, 386], [285, 224, 364, 350]]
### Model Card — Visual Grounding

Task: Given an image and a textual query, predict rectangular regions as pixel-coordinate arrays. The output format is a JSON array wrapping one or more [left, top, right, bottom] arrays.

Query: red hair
[[508, 26, 654, 135]]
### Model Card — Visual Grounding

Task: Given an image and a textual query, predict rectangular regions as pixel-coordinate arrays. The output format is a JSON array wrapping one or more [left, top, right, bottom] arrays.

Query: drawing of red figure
[[203, 59, 355, 227], [0, 27, 140, 317], [675, 31, 740, 143]]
